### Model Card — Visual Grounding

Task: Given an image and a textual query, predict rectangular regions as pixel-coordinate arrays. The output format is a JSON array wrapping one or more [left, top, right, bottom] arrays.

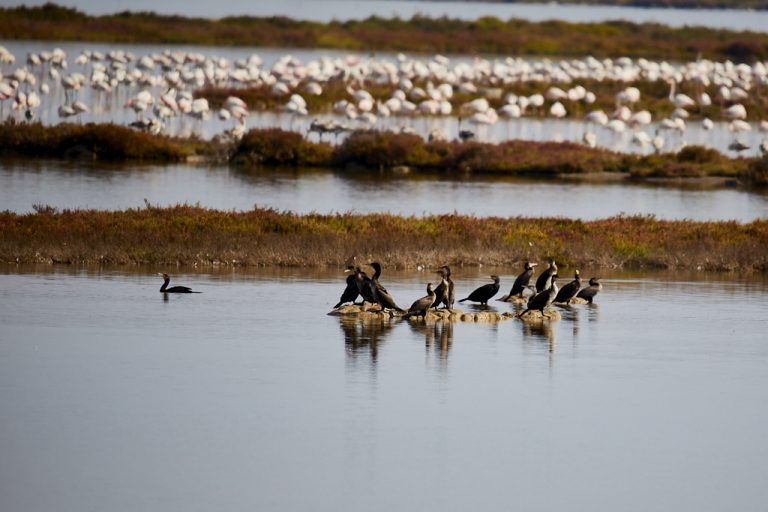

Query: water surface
[[2, 160, 767, 220], [1, 266, 767, 511]]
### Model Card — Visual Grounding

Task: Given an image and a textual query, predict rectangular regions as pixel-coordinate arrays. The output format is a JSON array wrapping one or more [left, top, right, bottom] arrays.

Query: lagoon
[[1, 266, 767, 511]]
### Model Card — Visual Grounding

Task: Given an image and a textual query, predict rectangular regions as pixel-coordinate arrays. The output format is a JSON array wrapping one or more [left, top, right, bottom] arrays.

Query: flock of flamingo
[[1, 44, 767, 155]]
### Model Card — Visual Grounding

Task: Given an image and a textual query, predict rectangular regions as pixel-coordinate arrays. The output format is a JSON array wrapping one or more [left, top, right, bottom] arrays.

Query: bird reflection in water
[[586, 302, 600, 323], [338, 315, 396, 364], [520, 318, 557, 354], [555, 303, 581, 339], [409, 319, 454, 372]]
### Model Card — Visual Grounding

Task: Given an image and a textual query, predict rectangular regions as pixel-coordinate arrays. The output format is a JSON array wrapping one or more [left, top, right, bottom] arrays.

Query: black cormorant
[[535, 259, 557, 293], [520, 274, 559, 318], [432, 269, 449, 310], [369, 262, 404, 313], [441, 266, 455, 309], [352, 266, 377, 304], [335, 266, 360, 308], [459, 275, 500, 305], [554, 269, 581, 305], [505, 261, 538, 299], [405, 283, 437, 318], [432, 266, 455, 309], [158, 273, 199, 293], [576, 277, 603, 304]]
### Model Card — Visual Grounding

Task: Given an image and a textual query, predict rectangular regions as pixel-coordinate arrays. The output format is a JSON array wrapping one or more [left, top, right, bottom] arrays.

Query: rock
[[497, 294, 529, 305], [567, 297, 590, 305], [391, 165, 412, 174], [517, 309, 561, 323]]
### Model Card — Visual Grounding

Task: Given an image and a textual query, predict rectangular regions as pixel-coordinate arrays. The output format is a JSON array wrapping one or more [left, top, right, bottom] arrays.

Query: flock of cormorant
[[156, 262, 603, 320], [334, 261, 603, 320]]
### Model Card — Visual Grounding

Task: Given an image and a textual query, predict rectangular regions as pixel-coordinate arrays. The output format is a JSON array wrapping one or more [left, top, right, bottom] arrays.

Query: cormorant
[[504, 261, 538, 300], [535, 259, 557, 293], [335, 266, 360, 308], [554, 269, 582, 305], [458, 129, 475, 142], [519, 274, 559, 318], [352, 266, 377, 304], [369, 262, 404, 313], [432, 266, 455, 310], [459, 275, 500, 305], [405, 283, 436, 318], [158, 273, 200, 293], [576, 277, 603, 304]]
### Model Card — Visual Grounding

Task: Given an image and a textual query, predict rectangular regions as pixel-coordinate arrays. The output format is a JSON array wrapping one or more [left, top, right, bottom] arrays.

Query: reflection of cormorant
[[459, 275, 500, 305], [520, 274, 559, 318], [503, 261, 537, 300], [339, 315, 395, 362], [158, 273, 199, 293], [369, 262, 404, 313], [405, 283, 436, 318], [335, 266, 360, 308], [411, 319, 454, 359], [352, 266, 377, 304], [577, 277, 603, 303], [554, 269, 581, 305], [521, 317, 556, 350], [535, 260, 557, 293]]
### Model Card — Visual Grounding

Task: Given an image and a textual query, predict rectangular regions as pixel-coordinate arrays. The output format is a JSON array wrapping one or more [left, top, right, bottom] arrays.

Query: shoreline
[[1, 4, 767, 61], [2, 122, 765, 187], [1, 205, 766, 272]]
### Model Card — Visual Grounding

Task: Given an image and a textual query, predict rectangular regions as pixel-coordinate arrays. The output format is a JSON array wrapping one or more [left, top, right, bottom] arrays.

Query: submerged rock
[[329, 304, 512, 323]]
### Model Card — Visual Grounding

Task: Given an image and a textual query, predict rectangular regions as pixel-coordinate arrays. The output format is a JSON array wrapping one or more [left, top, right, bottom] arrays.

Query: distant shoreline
[[2, 123, 766, 187], [1, 4, 767, 61]]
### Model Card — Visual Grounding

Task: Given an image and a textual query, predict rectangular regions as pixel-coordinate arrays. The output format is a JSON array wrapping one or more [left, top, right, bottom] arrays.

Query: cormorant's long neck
[[371, 265, 381, 280], [160, 278, 169, 292]]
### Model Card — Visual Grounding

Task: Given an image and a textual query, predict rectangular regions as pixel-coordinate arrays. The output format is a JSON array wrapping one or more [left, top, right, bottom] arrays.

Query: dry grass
[[1, 205, 766, 272]]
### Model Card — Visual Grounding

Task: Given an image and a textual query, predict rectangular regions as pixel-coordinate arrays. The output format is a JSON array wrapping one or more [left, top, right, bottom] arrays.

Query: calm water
[[12, 0, 768, 31], [2, 160, 768, 220], [1, 265, 767, 511]]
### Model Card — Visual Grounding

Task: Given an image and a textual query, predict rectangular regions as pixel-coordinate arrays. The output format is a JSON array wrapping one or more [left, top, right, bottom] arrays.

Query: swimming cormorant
[[432, 266, 455, 309], [335, 266, 360, 308], [519, 274, 559, 318], [369, 262, 404, 313], [535, 259, 557, 293], [554, 269, 581, 305], [504, 261, 538, 300], [576, 277, 603, 304], [405, 283, 437, 318], [158, 273, 199, 293], [458, 275, 500, 305]]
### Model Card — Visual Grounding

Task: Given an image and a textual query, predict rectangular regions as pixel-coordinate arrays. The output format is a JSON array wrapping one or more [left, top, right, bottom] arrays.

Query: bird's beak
[[531, 263, 538, 267], [344, 268, 352, 273]]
